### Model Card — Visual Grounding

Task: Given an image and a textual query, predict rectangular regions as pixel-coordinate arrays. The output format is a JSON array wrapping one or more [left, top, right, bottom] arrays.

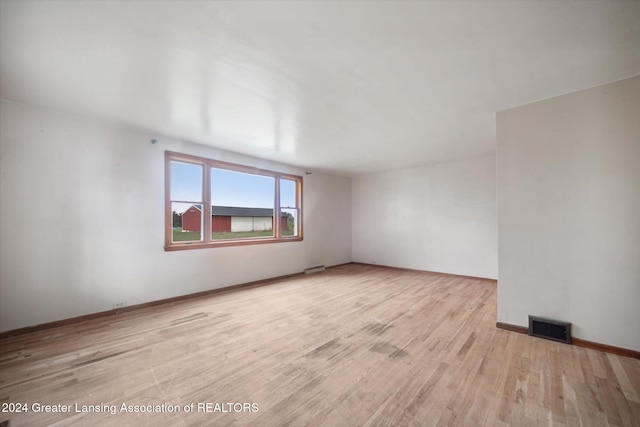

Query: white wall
[[352, 156, 497, 279], [0, 100, 352, 332], [497, 75, 640, 351]]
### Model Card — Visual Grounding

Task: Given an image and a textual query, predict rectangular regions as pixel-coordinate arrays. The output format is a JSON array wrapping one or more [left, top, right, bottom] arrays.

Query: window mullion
[[274, 175, 281, 239], [203, 163, 212, 244]]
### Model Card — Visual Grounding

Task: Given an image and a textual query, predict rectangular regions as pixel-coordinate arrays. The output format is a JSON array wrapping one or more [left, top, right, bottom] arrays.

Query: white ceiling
[[1, 1, 639, 175]]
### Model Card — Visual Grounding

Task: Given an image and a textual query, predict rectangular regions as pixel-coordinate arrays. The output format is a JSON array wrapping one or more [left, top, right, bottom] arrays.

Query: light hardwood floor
[[1, 264, 639, 426]]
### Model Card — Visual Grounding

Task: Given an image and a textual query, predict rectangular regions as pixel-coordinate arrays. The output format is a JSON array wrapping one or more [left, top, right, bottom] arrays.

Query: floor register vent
[[528, 315, 572, 344]]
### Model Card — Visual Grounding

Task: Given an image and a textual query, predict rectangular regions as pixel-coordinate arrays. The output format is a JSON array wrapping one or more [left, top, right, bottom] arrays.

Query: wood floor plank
[[1, 264, 638, 426]]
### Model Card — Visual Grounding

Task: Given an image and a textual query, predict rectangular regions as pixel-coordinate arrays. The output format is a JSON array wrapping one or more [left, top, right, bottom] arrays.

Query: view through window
[[166, 152, 302, 250]]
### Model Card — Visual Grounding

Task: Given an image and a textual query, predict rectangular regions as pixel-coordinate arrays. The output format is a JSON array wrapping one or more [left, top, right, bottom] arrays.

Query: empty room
[[1, 1, 639, 426]]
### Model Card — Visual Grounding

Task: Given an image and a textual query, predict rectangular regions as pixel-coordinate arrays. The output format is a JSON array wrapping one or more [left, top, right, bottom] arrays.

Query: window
[[165, 151, 303, 250]]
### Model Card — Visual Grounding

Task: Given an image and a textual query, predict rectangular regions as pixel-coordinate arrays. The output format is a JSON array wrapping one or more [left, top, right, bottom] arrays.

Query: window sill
[[164, 236, 303, 251]]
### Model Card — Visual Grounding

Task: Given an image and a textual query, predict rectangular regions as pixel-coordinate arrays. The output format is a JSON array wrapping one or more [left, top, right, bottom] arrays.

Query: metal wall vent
[[304, 265, 326, 275], [528, 315, 572, 344]]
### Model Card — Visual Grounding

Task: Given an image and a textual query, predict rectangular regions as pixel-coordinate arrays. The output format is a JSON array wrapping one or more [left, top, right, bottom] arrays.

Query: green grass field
[[211, 230, 274, 240], [173, 228, 294, 242]]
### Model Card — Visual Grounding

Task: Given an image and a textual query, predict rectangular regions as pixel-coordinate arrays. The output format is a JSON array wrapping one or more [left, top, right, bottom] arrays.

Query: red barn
[[181, 206, 203, 232], [181, 206, 290, 233]]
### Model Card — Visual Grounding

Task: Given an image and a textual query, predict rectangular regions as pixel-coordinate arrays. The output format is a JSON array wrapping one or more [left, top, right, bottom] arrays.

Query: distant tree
[[284, 212, 294, 231], [172, 211, 182, 228]]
